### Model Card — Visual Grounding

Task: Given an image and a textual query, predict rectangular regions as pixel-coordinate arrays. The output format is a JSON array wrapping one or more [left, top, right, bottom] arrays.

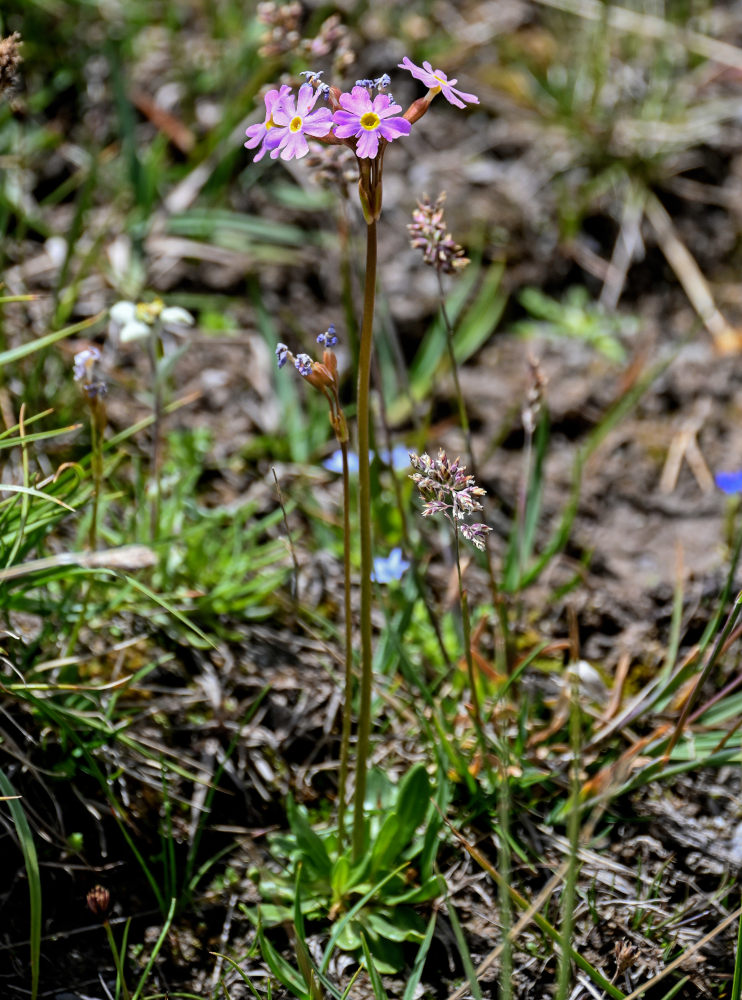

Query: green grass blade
[[130, 897, 177, 1000], [360, 933, 390, 1000], [446, 895, 483, 1000], [0, 772, 41, 1000], [402, 908, 437, 1000], [0, 312, 103, 365], [731, 902, 742, 1000]]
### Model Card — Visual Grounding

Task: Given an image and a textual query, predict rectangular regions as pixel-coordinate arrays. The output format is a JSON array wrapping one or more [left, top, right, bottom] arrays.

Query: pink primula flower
[[398, 57, 479, 109], [244, 85, 292, 162], [269, 83, 334, 161], [332, 86, 411, 159]]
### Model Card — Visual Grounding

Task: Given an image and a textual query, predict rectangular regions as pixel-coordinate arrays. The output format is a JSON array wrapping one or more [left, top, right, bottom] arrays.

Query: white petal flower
[[110, 300, 137, 325], [119, 319, 152, 343], [160, 306, 194, 327]]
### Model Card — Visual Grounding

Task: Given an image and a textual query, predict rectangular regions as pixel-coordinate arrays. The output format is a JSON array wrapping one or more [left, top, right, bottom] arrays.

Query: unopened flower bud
[[86, 885, 111, 920]]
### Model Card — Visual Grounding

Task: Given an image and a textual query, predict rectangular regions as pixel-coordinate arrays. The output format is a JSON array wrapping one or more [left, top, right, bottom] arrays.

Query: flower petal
[[110, 300, 137, 324], [716, 470, 742, 494], [119, 319, 152, 343]]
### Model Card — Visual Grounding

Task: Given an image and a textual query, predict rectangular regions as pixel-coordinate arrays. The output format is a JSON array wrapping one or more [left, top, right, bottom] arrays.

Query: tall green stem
[[352, 218, 377, 861], [147, 330, 162, 542], [337, 439, 353, 851]]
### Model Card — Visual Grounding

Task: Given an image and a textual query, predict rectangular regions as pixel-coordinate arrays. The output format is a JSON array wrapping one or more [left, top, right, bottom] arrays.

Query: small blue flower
[[276, 343, 289, 369], [300, 69, 324, 85], [371, 547, 410, 584], [323, 449, 360, 474], [715, 470, 742, 494], [317, 324, 337, 348], [294, 353, 313, 376], [374, 73, 391, 92], [379, 444, 411, 471]]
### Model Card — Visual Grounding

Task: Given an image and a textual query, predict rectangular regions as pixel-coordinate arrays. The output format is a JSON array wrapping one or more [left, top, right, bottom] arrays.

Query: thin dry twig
[[644, 191, 740, 353]]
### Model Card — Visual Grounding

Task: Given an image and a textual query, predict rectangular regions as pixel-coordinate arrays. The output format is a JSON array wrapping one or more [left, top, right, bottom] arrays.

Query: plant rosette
[[247, 763, 443, 973]]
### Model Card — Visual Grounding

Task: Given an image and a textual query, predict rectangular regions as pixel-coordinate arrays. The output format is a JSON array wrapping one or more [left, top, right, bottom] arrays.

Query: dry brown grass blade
[[129, 88, 196, 154], [534, 0, 742, 72], [644, 191, 741, 353], [0, 544, 157, 581]]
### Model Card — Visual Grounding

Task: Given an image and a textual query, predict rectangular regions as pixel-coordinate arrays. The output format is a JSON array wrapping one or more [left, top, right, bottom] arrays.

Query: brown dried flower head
[[408, 192, 469, 275], [0, 33, 22, 99], [86, 884, 111, 920], [614, 938, 637, 977], [256, 1, 302, 57]]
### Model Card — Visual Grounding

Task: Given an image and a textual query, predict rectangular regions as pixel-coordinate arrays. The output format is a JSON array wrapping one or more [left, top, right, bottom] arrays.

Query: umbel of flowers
[[244, 58, 478, 223], [248, 56, 480, 860]]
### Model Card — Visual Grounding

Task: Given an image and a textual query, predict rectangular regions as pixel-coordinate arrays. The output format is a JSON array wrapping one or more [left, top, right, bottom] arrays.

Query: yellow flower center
[[135, 299, 163, 324], [360, 111, 380, 131], [266, 116, 276, 130], [289, 115, 303, 133]]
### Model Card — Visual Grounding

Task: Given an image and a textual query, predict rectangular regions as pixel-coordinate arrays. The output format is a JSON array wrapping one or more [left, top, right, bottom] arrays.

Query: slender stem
[[103, 920, 131, 1000], [454, 526, 481, 726], [352, 218, 377, 862], [147, 330, 162, 542], [436, 269, 512, 673], [436, 269, 476, 476], [88, 399, 104, 551], [517, 419, 535, 584], [88, 400, 101, 552], [337, 438, 354, 851]]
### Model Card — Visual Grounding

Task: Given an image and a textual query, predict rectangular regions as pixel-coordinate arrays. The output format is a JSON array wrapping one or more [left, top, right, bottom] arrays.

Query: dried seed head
[[408, 192, 469, 275], [409, 449, 492, 547], [522, 353, 547, 435], [86, 884, 111, 920], [0, 33, 22, 99], [614, 939, 637, 977], [256, 1, 302, 57]]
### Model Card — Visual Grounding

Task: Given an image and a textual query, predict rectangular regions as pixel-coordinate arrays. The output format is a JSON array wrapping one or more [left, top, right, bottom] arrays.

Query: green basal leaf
[[393, 763, 431, 848], [287, 796, 332, 879], [369, 813, 400, 875], [336, 919, 363, 952], [385, 873, 444, 906], [362, 931, 405, 975], [331, 853, 353, 901], [365, 907, 425, 944]]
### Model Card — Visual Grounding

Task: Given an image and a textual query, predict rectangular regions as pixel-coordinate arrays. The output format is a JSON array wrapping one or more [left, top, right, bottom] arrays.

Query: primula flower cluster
[[409, 449, 492, 551], [244, 56, 478, 165]]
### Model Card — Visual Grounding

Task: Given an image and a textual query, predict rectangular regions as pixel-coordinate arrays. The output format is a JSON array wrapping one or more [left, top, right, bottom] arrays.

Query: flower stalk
[[73, 347, 107, 550], [353, 217, 377, 860]]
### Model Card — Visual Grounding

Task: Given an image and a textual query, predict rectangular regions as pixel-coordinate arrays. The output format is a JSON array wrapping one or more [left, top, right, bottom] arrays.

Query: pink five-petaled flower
[[398, 57, 479, 109], [332, 86, 411, 159], [244, 85, 292, 162], [269, 83, 333, 161]]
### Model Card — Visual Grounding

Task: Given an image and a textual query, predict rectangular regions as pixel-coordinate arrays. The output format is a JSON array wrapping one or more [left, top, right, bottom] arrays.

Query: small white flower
[[160, 306, 194, 327]]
